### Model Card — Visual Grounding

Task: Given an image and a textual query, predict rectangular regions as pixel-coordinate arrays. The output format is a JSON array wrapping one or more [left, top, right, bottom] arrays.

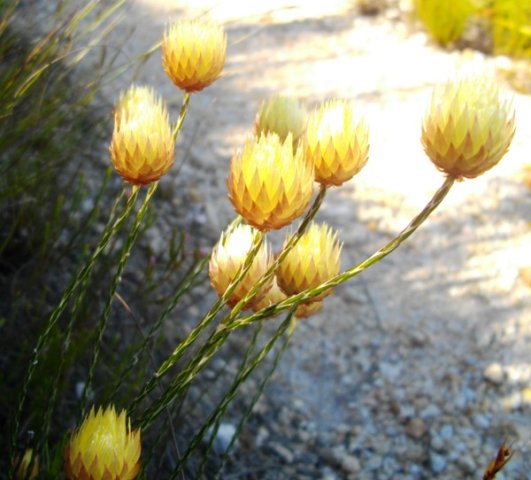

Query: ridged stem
[[106, 256, 208, 404], [197, 321, 264, 476], [129, 225, 264, 415], [8, 183, 136, 473], [80, 182, 157, 414], [231, 175, 455, 329], [215, 315, 295, 478], [39, 186, 127, 446], [148, 175, 454, 428], [134, 186, 326, 427], [172, 91, 191, 140], [170, 313, 296, 478]]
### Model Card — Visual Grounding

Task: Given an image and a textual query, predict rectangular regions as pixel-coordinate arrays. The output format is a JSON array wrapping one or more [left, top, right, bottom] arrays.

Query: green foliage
[[490, 0, 531, 58], [414, 0, 477, 45], [0, 0, 127, 471], [414, 0, 531, 61]]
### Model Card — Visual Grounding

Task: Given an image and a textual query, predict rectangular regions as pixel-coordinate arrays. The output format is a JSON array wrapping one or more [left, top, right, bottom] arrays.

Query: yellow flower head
[[64, 406, 141, 480], [227, 133, 314, 231], [255, 96, 308, 147], [209, 224, 273, 308], [162, 19, 227, 93], [422, 74, 515, 179], [14, 449, 38, 480], [110, 86, 174, 185], [277, 223, 342, 301], [305, 99, 369, 186]]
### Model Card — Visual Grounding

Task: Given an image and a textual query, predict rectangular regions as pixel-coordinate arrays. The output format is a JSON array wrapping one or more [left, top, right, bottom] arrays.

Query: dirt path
[[100, 1, 530, 478]]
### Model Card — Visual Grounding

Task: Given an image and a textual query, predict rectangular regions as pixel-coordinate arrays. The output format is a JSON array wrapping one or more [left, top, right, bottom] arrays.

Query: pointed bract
[[255, 96, 308, 147], [228, 133, 314, 231], [162, 19, 227, 93], [252, 277, 287, 316], [110, 86, 174, 185], [277, 223, 342, 301], [13, 449, 39, 480], [305, 100, 369, 186], [209, 224, 273, 308], [422, 75, 515, 179], [64, 406, 141, 480], [295, 300, 323, 319]]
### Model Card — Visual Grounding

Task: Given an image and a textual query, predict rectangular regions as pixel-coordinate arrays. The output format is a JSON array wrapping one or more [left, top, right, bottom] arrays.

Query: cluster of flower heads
[[105, 16, 516, 320], [210, 72, 515, 318], [211, 93, 369, 318], [230, 95, 370, 233], [110, 18, 227, 185]]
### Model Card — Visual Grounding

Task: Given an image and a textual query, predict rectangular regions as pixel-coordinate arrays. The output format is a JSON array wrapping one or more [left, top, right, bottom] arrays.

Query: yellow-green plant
[[414, 0, 477, 45], [489, 0, 531, 58]]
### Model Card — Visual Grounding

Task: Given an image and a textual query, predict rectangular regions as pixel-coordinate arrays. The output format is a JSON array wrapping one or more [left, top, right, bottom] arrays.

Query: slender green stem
[[129, 227, 264, 414], [170, 313, 295, 478], [172, 92, 191, 140], [144, 174, 453, 428], [39, 186, 127, 446], [106, 256, 208, 403], [231, 175, 456, 329], [197, 321, 264, 476], [8, 183, 136, 472], [80, 182, 157, 414], [225, 184, 327, 325], [216, 315, 295, 478], [134, 186, 326, 426]]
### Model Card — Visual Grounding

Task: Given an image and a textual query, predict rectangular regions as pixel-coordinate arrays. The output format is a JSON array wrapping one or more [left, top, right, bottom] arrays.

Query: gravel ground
[[63, 0, 531, 477]]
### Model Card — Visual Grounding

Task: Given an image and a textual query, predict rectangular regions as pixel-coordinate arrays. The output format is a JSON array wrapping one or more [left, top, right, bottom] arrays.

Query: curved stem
[[80, 182, 157, 414], [8, 183, 136, 472], [135, 186, 327, 429], [232, 175, 455, 328], [169, 312, 295, 478], [129, 226, 264, 414], [172, 92, 191, 140]]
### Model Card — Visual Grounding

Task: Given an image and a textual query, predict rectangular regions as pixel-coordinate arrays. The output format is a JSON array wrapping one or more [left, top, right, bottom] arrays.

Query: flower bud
[[110, 86, 175, 185], [422, 74, 515, 179], [209, 224, 273, 308], [277, 223, 342, 301], [13, 449, 38, 480], [64, 406, 141, 480], [305, 100, 369, 186], [255, 96, 307, 147], [227, 133, 314, 231], [162, 19, 227, 93]]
